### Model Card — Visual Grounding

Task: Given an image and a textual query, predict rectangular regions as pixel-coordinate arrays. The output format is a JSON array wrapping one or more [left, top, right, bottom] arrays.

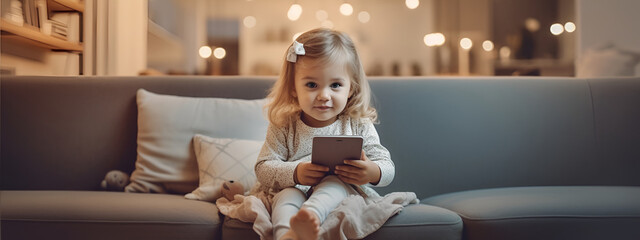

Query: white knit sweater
[[253, 115, 395, 197]]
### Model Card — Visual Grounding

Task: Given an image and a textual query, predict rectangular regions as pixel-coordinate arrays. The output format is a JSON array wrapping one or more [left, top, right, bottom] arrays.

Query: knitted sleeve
[[358, 118, 395, 187], [254, 123, 299, 190]]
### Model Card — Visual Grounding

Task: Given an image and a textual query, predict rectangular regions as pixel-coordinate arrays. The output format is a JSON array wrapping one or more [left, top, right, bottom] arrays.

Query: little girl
[[254, 28, 395, 240]]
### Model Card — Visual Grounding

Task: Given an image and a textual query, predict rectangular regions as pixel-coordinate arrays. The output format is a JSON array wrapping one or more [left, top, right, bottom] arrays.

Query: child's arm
[[254, 124, 299, 190], [255, 123, 330, 189]]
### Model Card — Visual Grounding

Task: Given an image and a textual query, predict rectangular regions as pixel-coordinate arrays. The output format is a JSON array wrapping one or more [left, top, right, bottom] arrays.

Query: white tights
[[271, 175, 355, 240]]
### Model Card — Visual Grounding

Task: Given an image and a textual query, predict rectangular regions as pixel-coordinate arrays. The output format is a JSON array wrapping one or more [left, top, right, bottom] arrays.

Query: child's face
[[293, 57, 352, 128]]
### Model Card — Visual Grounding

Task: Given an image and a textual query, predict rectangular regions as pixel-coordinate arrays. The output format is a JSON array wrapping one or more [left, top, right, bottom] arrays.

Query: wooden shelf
[[1, 19, 83, 52], [0, 0, 84, 51], [48, 0, 84, 13]]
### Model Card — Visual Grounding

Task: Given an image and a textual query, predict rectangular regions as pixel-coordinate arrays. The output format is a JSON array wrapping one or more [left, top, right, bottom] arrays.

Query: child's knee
[[273, 187, 306, 207], [318, 175, 346, 187], [312, 175, 353, 196]]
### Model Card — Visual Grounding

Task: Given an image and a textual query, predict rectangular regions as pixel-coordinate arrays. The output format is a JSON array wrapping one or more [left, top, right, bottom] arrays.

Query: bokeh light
[[525, 18, 540, 32], [550, 23, 564, 35], [316, 10, 328, 21], [424, 33, 445, 47], [340, 3, 353, 16], [243, 16, 256, 28], [288, 4, 302, 21], [482, 40, 494, 51], [213, 47, 226, 59], [199, 46, 212, 58], [358, 11, 370, 23], [564, 22, 576, 33], [406, 0, 420, 9], [460, 38, 473, 50], [499, 46, 511, 59]]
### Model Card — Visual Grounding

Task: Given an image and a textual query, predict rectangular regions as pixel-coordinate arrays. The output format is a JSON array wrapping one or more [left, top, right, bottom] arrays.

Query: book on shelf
[[35, 0, 46, 28], [4, 0, 43, 28], [22, 0, 32, 25], [50, 24, 67, 40], [1, 0, 25, 25], [42, 18, 67, 40], [50, 12, 80, 42], [19, 0, 40, 27]]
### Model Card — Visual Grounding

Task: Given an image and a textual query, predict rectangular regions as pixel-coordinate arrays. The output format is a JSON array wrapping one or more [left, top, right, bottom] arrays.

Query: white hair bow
[[286, 41, 306, 63]]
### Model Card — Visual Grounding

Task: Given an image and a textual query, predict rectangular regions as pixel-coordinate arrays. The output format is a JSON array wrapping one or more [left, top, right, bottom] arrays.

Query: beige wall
[[106, 0, 148, 76]]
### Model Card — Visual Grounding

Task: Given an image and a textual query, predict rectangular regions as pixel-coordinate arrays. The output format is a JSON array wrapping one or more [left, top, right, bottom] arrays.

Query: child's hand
[[335, 150, 381, 185], [295, 162, 330, 186]]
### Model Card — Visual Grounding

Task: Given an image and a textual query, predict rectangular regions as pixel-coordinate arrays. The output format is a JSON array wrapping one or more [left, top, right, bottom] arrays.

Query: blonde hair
[[266, 28, 377, 127]]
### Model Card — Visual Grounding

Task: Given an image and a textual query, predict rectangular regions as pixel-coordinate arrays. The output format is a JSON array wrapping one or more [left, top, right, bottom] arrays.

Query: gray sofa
[[1, 76, 639, 240]]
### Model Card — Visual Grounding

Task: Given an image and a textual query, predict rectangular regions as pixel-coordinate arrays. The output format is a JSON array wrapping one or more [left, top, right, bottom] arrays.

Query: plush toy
[[221, 180, 244, 201], [101, 170, 130, 191]]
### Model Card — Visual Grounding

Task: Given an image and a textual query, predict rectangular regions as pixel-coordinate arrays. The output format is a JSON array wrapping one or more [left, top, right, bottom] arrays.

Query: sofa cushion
[[125, 89, 268, 194], [185, 135, 263, 201], [220, 204, 462, 240], [0, 190, 222, 240], [422, 186, 640, 240]]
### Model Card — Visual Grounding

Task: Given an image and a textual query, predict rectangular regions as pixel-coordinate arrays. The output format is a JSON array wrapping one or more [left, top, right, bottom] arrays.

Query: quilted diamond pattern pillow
[[185, 134, 263, 202]]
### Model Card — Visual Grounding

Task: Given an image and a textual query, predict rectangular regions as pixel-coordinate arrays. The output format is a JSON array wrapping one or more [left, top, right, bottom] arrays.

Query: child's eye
[[330, 83, 342, 88], [305, 82, 317, 88]]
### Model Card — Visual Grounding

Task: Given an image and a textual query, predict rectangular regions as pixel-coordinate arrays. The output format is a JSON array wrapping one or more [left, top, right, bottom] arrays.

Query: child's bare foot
[[280, 230, 297, 240], [288, 208, 320, 240]]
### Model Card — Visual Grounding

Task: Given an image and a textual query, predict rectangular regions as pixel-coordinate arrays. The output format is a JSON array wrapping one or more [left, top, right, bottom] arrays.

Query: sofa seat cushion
[[422, 186, 640, 240], [221, 203, 463, 240], [0, 190, 222, 240]]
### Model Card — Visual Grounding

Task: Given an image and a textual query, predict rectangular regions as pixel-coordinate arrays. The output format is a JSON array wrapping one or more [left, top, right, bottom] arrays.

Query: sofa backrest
[[371, 77, 640, 198], [1, 76, 275, 191], [2, 76, 639, 198]]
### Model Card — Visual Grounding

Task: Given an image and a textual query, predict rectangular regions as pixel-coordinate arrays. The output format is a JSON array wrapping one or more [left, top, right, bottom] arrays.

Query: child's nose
[[317, 89, 330, 101]]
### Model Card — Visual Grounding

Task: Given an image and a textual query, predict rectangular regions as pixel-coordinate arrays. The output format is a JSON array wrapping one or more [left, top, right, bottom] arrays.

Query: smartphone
[[311, 135, 363, 174]]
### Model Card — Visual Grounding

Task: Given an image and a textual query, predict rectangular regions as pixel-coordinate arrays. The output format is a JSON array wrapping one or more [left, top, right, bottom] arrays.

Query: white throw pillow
[[125, 89, 268, 194], [577, 44, 640, 77], [185, 134, 263, 202]]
